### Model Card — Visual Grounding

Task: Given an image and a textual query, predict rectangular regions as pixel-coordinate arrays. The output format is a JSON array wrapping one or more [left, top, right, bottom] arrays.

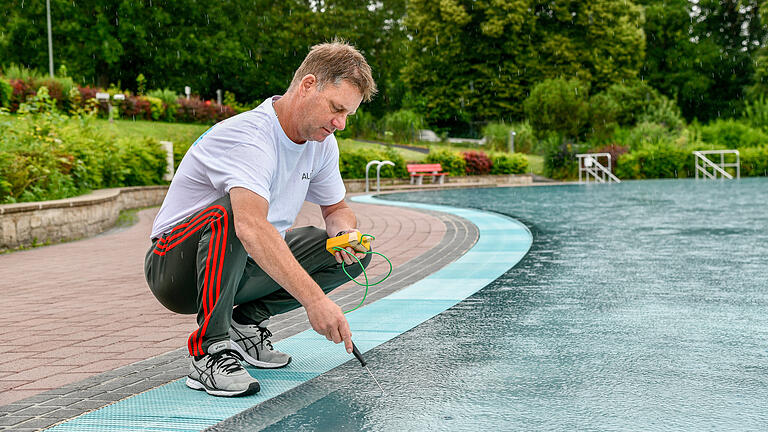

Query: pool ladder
[[576, 153, 621, 184], [694, 150, 740, 180]]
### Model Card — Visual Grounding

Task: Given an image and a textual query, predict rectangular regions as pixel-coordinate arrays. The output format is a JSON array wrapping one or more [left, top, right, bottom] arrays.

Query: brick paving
[[0, 193, 478, 430]]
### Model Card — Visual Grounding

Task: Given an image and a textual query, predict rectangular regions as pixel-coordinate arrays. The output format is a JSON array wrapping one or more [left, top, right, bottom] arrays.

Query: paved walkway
[[0, 194, 474, 430]]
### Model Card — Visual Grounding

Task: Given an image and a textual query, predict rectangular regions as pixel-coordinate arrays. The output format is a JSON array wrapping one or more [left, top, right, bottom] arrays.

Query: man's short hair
[[290, 40, 377, 102]]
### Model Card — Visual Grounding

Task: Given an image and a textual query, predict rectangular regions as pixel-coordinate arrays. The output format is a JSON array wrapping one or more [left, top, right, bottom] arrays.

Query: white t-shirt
[[150, 96, 346, 239]]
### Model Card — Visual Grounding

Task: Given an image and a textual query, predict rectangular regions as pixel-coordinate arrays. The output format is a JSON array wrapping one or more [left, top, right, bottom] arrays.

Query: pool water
[[219, 178, 768, 431]]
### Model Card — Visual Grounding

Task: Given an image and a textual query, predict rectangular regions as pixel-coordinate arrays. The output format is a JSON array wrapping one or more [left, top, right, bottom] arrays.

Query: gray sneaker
[[186, 340, 260, 397], [229, 319, 292, 369]]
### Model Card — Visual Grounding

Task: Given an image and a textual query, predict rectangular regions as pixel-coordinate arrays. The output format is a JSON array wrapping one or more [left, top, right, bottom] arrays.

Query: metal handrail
[[576, 153, 621, 184], [365, 160, 395, 193], [693, 150, 740, 180]]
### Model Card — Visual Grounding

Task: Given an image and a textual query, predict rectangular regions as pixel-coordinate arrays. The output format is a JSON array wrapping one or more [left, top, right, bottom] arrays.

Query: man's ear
[[299, 74, 317, 96]]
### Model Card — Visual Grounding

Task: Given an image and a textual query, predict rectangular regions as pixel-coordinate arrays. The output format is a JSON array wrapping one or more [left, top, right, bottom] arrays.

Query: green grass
[[93, 118, 210, 147]]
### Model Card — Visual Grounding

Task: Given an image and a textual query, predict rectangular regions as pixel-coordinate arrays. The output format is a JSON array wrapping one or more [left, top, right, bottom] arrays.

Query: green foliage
[[524, 78, 590, 142], [136, 73, 147, 96], [3, 64, 45, 81], [403, 0, 644, 130], [146, 88, 180, 121], [482, 122, 513, 152], [743, 96, 768, 133], [614, 122, 682, 151], [641, 0, 765, 122], [490, 152, 529, 175], [603, 80, 663, 126], [144, 96, 165, 121], [222, 91, 255, 114], [587, 92, 620, 140], [543, 141, 579, 180], [339, 145, 407, 179], [382, 109, 424, 143], [0, 110, 168, 203], [614, 141, 691, 179], [336, 109, 379, 140], [699, 119, 768, 149], [740, 146, 768, 177], [0, 76, 11, 108], [637, 95, 684, 131], [424, 148, 466, 176]]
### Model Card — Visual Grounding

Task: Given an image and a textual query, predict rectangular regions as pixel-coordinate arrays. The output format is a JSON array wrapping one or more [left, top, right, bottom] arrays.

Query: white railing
[[576, 153, 621, 184], [365, 160, 395, 193], [693, 150, 740, 180]]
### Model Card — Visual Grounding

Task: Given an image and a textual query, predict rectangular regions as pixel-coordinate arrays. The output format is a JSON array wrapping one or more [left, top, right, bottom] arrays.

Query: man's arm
[[229, 187, 353, 353], [321, 200, 368, 265]]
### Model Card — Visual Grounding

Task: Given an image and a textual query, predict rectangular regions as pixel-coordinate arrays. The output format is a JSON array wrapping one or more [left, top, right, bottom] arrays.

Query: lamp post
[[46, 0, 54, 77]]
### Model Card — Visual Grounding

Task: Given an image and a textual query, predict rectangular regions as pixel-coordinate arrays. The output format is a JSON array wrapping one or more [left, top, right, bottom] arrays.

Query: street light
[[46, 0, 54, 78]]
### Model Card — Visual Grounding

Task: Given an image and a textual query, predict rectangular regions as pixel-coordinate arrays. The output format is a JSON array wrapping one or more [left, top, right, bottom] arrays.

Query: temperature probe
[[352, 341, 384, 395]]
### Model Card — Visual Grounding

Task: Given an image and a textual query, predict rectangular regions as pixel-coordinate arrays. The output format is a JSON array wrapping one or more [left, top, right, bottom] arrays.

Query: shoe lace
[[258, 327, 275, 351], [206, 349, 245, 374]]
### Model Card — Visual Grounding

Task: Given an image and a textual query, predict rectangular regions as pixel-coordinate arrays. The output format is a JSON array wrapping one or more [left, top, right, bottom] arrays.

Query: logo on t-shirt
[[301, 171, 313, 181]]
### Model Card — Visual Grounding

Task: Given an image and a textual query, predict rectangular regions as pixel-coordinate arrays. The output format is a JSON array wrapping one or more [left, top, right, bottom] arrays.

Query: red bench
[[406, 163, 448, 185]]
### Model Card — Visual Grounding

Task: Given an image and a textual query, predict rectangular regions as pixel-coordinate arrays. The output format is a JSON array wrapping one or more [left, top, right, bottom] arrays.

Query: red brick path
[[0, 198, 445, 405]]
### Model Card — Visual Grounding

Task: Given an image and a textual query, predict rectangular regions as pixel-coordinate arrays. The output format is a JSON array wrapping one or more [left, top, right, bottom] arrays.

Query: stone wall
[[0, 186, 168, 251]]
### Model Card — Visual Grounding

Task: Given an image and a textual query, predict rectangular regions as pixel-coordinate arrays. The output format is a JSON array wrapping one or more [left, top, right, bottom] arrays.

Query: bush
[[588, 92, 620, 140], [425, 148, 466, 176], [462, 151, 492, 175], [740, 146, 768, 177], [0, 77, 12, 108], [614, 122, 681, 151], [638, 95, 684, 131], [699, 119, 768, 149], [490, 152, 528, 174], [382, 109, 424, 143], [336, 109, 379, 140], [543, 141, 579, 180], [147, 88, 181, 121], [743, 96, 768, 133], [0, 110, 168, 203], [603, 80, 663, 126], [524, 77, 590, 142], [615, 141, 691, 179], [339, 145, 407, 179], [589, 143, 629, 173], [119, 95, 152, 120], [176, 97, 237, 124]]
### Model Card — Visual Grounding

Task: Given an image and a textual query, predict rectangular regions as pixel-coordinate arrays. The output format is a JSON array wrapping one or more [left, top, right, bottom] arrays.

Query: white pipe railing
[[694, 150, 740, 180], [365, 160, 395, 193], [577, 153, 621, 184]]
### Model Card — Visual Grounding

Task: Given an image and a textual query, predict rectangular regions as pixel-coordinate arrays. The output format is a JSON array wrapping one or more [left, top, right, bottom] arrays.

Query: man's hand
[[333, 229, 370, 265], [305, 296, 353, 353]]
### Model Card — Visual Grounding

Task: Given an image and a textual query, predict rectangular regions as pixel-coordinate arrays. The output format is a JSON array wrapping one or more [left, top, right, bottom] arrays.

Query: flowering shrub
[[119, 95, 152, 120], [0, 76, 237, 124], [176, 97, 237, 124], [462, 150, 492, 175]]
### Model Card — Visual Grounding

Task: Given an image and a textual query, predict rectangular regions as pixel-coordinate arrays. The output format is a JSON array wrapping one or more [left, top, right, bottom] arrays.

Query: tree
[[639, 0, 767, 121], [524, 77, 590, 143], [403, 0, 645, 134]]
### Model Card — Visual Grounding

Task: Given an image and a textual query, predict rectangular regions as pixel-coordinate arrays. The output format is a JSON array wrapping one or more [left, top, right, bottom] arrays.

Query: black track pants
[[144, 194, 372, 356]]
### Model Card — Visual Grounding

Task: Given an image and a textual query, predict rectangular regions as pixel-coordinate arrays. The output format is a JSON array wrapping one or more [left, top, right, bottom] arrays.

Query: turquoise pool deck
[[44, 194, 533, 431]]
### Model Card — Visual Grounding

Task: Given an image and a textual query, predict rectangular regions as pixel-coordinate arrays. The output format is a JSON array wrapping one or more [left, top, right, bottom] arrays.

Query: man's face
[[299, 78, 363, 142]]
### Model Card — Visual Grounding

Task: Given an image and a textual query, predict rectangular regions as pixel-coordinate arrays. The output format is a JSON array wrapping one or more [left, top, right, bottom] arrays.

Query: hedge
[[0, 111, 167, 204]]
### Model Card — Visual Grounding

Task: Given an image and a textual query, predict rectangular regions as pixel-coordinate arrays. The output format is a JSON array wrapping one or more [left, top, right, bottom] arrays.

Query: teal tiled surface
[[46, 194, 532, 432]]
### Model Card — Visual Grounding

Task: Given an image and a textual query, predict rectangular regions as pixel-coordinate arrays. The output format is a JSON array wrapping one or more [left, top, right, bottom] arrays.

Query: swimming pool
[[218, 178, 768, 431]]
